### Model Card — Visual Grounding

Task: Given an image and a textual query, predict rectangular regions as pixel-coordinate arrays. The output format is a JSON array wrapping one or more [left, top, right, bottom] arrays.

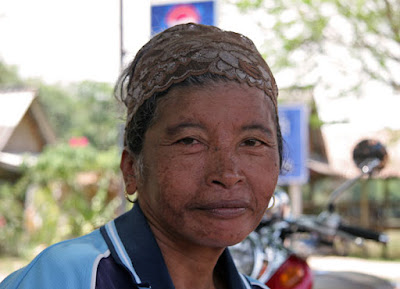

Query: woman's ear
[[120, 149, 137, 195]]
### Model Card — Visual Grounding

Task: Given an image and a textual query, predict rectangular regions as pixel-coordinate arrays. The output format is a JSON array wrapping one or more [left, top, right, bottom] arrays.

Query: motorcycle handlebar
[[338, 223, 389, 244], [327, 158, 381, 210]]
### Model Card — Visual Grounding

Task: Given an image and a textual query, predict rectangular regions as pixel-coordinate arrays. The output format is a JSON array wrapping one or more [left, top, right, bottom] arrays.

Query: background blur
[[0, 0, 399, 277]]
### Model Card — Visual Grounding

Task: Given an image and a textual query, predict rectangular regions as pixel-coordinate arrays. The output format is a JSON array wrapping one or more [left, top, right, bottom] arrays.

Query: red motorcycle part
[[266, 255, 313, 289]]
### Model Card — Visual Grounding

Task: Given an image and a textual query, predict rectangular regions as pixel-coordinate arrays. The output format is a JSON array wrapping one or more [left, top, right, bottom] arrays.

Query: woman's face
[[132, 82, 280, 248]]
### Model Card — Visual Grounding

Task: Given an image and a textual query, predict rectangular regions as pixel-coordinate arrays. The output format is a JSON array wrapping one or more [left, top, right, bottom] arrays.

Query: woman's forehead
[[153, 82, 276, 125]]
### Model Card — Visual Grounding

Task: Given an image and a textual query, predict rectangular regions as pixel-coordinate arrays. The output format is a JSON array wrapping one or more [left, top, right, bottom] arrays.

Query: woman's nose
[[206, 147, 245, 189]]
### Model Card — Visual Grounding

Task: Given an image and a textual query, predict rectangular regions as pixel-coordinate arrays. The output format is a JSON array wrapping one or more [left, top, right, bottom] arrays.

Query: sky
[[0, 0, 150, 84], [1, 0, 399, 134], [0, 0, 261, 85]]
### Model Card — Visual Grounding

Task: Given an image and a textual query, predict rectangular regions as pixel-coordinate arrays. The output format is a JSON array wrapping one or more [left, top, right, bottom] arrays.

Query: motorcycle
[[230, 189, 313, 289], [230, 139, 396, 289], [287, 139, 389, 257]]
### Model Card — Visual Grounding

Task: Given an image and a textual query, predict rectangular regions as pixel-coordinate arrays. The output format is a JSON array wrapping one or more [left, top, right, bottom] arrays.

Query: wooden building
[[0, 89, 56, 182]]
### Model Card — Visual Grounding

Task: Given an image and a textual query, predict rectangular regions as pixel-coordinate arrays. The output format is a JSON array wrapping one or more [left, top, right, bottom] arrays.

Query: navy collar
[[108, 203, 248, 289]]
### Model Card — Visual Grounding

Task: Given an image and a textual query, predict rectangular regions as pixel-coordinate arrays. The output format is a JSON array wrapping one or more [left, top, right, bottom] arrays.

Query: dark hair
[[123, 73, 283, 168]]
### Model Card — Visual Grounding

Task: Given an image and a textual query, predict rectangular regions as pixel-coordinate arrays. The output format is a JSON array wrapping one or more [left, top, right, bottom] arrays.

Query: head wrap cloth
[[121, 23, 278, 125]]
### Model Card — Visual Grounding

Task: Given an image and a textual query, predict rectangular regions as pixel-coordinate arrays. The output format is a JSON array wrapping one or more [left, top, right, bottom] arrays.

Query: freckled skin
[[127, 82, 280, 251], [122, 83, 279, 255]]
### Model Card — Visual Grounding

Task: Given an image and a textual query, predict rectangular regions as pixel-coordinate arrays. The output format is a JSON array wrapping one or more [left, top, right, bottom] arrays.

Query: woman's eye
[[242, 139, 264, 147], [177, 137, 199, 145]]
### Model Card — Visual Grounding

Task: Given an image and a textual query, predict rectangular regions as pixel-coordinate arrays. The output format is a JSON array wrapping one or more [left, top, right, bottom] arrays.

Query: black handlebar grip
[[338, 223, 388, 243]]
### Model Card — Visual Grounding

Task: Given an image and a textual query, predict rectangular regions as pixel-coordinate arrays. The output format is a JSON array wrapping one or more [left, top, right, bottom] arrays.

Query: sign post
[[278, 104, 309, 216]]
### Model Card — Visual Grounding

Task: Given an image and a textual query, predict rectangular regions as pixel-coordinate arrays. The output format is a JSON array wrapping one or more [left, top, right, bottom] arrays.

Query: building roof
[[280, 86, 400, 179], [314, 89, 400, 179], [0, 88, 56, 180], [0, 89, 56, 150], [0, 89, 35, 150], [321, 125, 400, 179]]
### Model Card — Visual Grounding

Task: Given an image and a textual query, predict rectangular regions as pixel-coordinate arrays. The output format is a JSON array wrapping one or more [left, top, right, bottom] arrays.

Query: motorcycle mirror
[[352, 139, 388, 174], [327, 140, 388, 210]]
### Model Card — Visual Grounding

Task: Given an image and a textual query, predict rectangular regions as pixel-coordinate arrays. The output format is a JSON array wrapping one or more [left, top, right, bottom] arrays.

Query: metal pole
[[119, 0, 125, 71], [118, 0, 127, 215], [289, 184, 303, 217]]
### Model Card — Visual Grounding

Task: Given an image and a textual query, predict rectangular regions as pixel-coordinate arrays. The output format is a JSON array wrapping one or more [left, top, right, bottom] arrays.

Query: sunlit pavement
[[308, 256, 400, 289]]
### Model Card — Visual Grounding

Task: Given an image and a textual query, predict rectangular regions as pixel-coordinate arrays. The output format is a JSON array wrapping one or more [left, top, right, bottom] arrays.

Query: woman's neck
[[154, 230, 227, 289]]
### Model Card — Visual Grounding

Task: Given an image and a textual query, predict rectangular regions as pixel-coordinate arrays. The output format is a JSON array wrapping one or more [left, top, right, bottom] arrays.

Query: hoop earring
[[125, 190, 136, 203], [267, 195, 276, 210]]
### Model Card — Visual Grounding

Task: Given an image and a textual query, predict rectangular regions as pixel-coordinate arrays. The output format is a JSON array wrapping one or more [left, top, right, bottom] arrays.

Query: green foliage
[[0, 60, 24, 87], [0, 184, 24, 255], [37, 80, 122, 150], [236, 0, 264, 10], [0, 61, 125, 256], [1, 60, 123, 150], [0, 145, 123, 255], [234, 0, 400, 92], [388, 179, 400, 201], [73, 81, 122, 150], [35, 83, 76, 141]]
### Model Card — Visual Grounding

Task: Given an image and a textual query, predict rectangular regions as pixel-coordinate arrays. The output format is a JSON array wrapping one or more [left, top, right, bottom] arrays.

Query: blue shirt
[[1, 204, 269, 289]]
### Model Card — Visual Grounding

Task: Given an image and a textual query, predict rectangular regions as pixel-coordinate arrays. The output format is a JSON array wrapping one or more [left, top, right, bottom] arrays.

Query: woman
[[0, 23, 282, 289]]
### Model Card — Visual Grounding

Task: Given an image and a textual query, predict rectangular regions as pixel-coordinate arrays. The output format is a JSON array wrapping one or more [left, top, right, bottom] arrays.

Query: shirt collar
[[112, 203, 249, 289]]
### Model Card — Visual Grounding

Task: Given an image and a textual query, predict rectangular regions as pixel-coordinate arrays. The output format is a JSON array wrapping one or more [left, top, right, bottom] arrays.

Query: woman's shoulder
[[0, 229, 110, 289], [41, 228, 108, 259]]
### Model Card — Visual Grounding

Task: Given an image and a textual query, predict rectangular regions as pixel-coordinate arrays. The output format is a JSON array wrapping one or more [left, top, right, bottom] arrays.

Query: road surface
[[309, 256, 400, 289]]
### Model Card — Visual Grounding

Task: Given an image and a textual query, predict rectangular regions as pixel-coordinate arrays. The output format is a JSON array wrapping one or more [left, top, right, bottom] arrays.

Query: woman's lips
[[195, 200, 250, 219]]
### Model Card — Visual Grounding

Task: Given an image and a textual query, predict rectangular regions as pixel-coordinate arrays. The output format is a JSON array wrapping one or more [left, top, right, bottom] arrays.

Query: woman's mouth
[[195, 200, 249, 219]]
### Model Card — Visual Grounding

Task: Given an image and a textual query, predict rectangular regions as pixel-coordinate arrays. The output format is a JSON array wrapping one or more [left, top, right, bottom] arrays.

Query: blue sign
[[151, 1, 216, 35], [278, 105, 309, 185]]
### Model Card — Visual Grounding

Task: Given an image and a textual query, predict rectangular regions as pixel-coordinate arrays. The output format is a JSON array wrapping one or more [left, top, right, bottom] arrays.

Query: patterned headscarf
[[118, 23, 278, 126]]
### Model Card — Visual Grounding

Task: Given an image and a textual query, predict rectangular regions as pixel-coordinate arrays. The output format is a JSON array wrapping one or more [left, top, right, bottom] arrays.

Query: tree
[[37, 80, 122, 150], [68, 81, 122, 150], [234, 0, 400, 93], [1, 60, 122, 149], [0, 145, 122, 255], [0, 61, 124, 254], [0, 60, 24, 87]]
